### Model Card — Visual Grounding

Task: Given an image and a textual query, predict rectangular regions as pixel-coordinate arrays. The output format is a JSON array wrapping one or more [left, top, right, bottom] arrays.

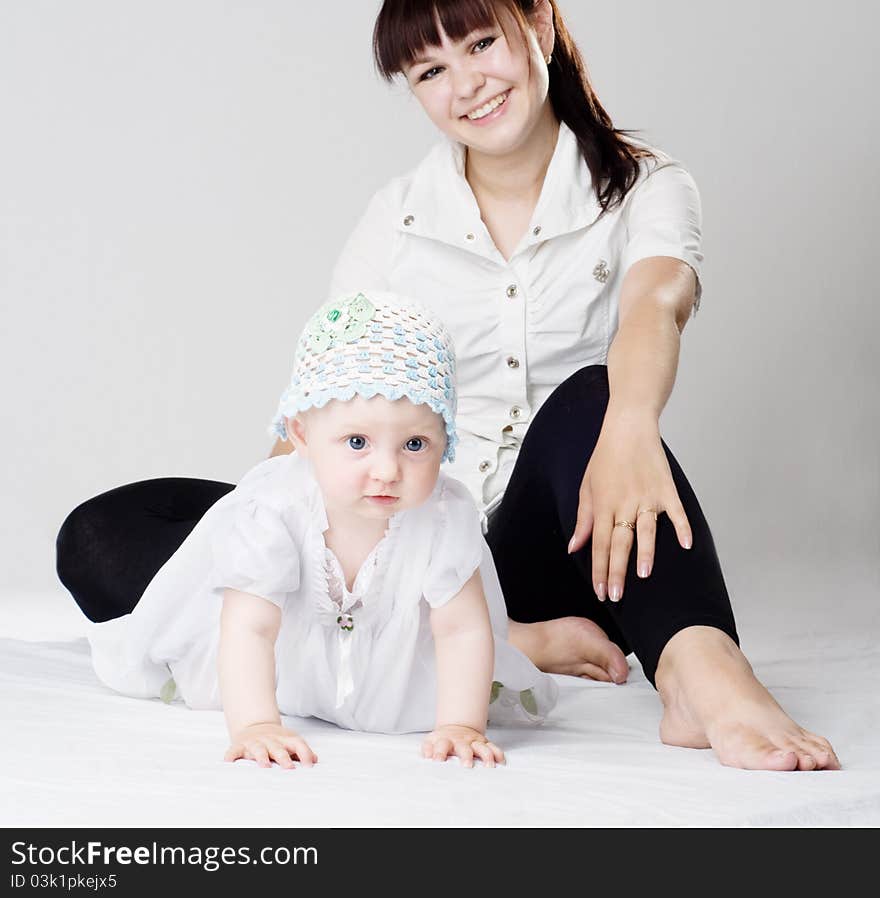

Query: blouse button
[[465, 232, 475, 241], [532, 225, 542, 236], [509, 406, 523, 420], [403, 214, 414, 226], [506, 284, 518, 298], [478, 460, 491, 473], [506, 356, 520, 369]]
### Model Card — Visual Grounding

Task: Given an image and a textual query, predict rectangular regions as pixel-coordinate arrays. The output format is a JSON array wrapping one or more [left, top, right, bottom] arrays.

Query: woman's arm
[[568, 256, 698, 602], [606, 255, 696, 419], [219, 588, 316, 768], [424, 570, 505, 767]]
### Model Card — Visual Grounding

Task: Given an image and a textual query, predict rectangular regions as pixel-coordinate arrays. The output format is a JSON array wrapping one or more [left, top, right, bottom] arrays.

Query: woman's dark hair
[[373, 0, 656, 215]]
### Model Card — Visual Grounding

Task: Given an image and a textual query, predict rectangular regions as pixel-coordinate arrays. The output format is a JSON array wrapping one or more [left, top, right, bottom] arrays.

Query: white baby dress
[[87, 453, 557, 734]]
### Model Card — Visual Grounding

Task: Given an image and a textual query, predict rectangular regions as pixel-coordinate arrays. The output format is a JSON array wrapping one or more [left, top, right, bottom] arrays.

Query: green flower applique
[[519, 688, 538, 716], [159, 676, 177, 704], [305, 293, 376, 354], [489, 680, 538, 716]]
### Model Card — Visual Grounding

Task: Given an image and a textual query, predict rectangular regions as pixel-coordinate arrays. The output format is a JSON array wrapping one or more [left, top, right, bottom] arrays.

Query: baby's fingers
[[428, 737, 453, 761], [471, 742, 493, 768], [282, 737, 318, 767], [453, 741, 475, 768], [471, 741, 502, 768], [223, 743, 245, 763], [246, 742, 272, 769]]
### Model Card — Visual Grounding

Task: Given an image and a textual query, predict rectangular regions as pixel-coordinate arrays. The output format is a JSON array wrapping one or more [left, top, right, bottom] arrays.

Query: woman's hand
[[224, 723, 317, 769], [567, 409, 692, 603], [421, 724, 505, 768]]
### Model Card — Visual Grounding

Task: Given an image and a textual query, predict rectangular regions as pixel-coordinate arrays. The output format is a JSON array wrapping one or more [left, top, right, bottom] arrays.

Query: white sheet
[[2, 576, 878, 828]]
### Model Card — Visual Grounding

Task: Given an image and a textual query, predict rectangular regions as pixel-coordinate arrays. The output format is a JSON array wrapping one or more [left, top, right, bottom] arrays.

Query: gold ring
[[614, 520, 635, 531], [638, 509, 658, 522]]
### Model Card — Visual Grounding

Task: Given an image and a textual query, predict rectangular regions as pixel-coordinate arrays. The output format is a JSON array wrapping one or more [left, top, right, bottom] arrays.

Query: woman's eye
[[473, 36, 496, 52], [419, 66, 442, 82], [347, 436, 367, 451], [405, 438, 425, 452]]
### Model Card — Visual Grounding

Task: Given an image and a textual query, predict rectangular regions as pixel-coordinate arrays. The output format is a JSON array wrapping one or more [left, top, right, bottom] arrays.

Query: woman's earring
[[545, 53, 552, 65]]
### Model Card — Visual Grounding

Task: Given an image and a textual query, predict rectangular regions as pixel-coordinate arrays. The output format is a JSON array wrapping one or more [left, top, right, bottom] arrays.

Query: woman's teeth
[[466, 92, 508, 120]]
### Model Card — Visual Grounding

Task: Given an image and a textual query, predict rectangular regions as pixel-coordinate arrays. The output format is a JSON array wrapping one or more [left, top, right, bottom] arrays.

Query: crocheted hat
[[270, 291, 458, 462]]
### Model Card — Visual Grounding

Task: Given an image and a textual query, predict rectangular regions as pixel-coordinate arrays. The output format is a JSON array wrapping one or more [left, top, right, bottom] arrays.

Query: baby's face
[[288, 395, 446, 524]]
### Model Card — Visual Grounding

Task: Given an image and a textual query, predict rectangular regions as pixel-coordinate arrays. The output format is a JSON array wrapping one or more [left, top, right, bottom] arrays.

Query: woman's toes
[[804, 735, 841, 769], [765, 748, 799, 771], [796, 752, 818, 770], [716, 728, 798, 770], [597, 640, 629, 684], [578, 663, 612, 682]]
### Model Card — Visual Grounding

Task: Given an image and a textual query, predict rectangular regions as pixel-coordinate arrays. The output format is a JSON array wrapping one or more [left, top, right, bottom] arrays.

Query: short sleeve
[[211, 498, 301, 609], [422, 478, 485, 609], [328, 187, 395, 300], [620, 161, 704, 310]]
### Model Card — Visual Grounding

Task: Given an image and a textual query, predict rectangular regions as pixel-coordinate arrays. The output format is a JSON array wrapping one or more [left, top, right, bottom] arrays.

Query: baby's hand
[[421, 725, 505, 768], [224, 723, 317, 770]]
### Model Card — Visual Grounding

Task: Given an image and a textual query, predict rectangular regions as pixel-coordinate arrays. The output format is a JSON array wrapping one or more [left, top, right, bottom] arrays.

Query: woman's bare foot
[[508, 617, 630, 683], [655, 626, 841, 770]]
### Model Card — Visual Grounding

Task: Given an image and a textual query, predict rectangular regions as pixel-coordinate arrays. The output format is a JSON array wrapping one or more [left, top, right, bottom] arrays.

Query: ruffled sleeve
[[211, 497, 301, 609], [422, 477, 485, 609]]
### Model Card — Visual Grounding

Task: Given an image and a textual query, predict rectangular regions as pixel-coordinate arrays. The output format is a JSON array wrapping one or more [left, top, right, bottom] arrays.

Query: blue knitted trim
[[269, 382, 458, 463]]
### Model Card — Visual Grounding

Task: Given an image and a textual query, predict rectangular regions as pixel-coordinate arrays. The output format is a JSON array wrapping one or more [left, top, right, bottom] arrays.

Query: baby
[[88, 292, 557, 768]]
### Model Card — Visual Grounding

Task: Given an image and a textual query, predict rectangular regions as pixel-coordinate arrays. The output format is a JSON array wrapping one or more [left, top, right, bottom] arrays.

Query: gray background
[[2, 1, 877, 620]]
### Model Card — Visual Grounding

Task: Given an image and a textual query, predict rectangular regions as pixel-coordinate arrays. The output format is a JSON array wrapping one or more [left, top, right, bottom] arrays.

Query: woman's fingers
[[635, 507, 658, 579], [665, 492, 693, 550], [568, 479, 595, 555], [590, 514, 610, 601], [607, 512, 637, 602]]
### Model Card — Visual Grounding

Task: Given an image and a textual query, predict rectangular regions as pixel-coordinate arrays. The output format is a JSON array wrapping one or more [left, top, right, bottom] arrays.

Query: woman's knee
[[56, 496, 108, 621]]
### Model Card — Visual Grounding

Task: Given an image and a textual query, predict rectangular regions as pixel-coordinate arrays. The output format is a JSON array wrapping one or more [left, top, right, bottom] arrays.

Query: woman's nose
[[452, 63, 486, 102]]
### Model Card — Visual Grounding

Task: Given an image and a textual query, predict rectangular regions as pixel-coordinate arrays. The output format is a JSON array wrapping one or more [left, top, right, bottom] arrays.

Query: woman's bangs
[[374, 0, 509, 79]]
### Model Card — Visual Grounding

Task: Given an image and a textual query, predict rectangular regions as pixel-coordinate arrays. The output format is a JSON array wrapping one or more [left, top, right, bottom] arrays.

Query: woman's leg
[[56, 478, 234, 622], [487, 365, 840, 770], [486, 364, 738, 687]]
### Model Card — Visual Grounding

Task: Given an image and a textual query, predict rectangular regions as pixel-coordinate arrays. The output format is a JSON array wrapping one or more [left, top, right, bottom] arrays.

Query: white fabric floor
[[2, 565, 878, 828]]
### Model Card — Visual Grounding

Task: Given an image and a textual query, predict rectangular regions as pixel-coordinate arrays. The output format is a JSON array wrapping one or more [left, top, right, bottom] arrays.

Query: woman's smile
[[462, 90, 511, 123]]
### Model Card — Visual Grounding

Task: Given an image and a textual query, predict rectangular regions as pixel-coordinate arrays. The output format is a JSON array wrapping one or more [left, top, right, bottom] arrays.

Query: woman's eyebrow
[[408, 50, 439, 68]]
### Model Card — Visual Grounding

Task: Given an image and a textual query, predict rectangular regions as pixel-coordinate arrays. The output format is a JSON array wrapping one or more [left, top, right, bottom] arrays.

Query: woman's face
[[404, 7, 553, 157]]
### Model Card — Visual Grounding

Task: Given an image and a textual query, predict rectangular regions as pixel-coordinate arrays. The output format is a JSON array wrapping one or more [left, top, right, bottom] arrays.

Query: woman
[[57, 0, 838, 770]]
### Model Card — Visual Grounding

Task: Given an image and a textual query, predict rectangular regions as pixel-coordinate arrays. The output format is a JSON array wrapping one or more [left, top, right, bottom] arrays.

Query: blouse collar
[[396, 120, 607, 256]]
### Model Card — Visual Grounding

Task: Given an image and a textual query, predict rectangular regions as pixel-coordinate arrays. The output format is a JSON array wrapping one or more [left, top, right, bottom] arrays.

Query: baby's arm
[[219, 588, 317, 768], [425, 571, 505, 767]]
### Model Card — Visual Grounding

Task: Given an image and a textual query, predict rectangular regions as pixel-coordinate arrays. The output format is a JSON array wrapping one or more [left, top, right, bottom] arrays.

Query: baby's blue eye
[[419, 66, 442, 82], [405, 438, 425, 452], [347, 436, 367, 450]]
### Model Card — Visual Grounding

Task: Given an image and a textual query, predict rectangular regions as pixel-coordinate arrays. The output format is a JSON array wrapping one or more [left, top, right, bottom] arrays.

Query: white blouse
[[329, 122, 703, 524]]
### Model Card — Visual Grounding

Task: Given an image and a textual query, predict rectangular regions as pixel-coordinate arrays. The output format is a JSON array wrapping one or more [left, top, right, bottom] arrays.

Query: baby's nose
[[370, 451, 401, 483]]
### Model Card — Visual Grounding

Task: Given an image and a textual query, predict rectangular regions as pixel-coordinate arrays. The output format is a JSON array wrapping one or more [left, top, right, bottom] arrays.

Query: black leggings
[[56, 365, 738, 687]]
